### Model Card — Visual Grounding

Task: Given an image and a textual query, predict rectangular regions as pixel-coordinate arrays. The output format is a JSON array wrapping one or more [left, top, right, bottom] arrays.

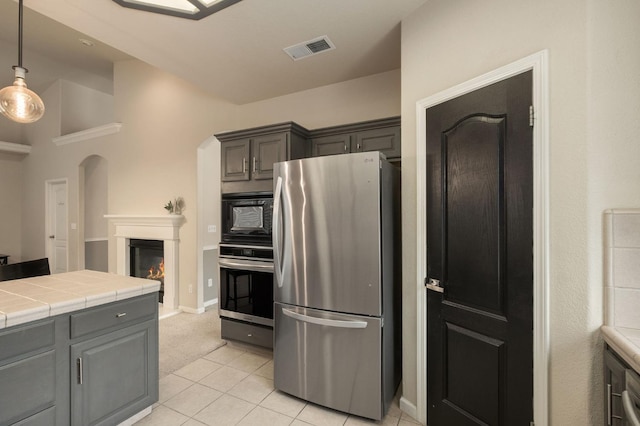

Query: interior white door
[[48, 181, 68, 273]]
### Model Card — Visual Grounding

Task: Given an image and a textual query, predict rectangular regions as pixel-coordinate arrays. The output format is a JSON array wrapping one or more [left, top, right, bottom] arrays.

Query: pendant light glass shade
[[0, 67, 45, 123], [0, 0, 45, 124]]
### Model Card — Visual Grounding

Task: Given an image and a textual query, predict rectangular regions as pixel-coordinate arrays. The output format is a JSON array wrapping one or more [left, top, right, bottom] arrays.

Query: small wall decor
[[164, 197, 184, 215]]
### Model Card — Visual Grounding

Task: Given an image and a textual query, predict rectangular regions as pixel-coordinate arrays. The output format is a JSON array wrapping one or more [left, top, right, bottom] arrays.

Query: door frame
[[45, 178, 69, 273], [415, 50, 549, 425]]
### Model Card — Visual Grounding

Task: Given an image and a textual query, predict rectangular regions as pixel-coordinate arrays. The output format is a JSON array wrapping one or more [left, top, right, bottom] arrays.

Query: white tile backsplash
[[614, 289, 640, 329], [605, 209, 640, 329], [613, 248, 640, 289], [613, 213, 640, 247]]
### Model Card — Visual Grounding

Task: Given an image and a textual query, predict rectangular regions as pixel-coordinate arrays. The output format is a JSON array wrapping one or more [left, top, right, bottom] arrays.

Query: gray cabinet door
[[311, 134, 350, 157], [221, 139, 250, 182], [0, 319, 57, 426], [604, 346, 627, 425], [252, 133, 287, 180], [70, 320, 158, 426], [354, 127, 401, 159], [0, 350, 56, 426]]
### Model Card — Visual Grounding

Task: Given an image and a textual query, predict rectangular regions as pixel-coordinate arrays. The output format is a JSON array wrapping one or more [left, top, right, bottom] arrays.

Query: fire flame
[[147, 259, 164, 280]]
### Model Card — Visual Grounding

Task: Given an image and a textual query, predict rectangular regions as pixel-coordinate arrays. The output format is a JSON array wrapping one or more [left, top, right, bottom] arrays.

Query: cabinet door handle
[[344, 144, 348, 152], [608, 384, 612, 425], [77, 357, 83, 385], [252, 157, 257, 173], [356, 143, 361, 151], [116, 312, 127, 318], [242, 158, 246, 174]]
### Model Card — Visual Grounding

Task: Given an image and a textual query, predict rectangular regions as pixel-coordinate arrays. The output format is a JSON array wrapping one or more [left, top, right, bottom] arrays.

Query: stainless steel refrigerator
[[272, 151, 401, 421]]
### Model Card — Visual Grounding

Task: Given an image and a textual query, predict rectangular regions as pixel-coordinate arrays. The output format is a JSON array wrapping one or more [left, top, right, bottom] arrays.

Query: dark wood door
[[426, 71, 533, 426]]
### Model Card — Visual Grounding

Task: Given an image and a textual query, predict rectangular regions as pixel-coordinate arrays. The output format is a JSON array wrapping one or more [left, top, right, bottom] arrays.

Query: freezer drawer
[[274, 302, 383, 420]]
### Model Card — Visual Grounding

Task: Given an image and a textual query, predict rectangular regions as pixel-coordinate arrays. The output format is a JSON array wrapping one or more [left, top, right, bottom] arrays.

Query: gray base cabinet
[[0, 320, 58, 426], [604, 344, 627, 425], [0, 293, 158, 426], [71, 320, 157, 426]]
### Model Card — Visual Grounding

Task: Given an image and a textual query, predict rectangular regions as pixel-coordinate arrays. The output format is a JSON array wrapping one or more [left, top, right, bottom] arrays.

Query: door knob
[[425, 277, 444, 293], [49, 235, 55, 239]]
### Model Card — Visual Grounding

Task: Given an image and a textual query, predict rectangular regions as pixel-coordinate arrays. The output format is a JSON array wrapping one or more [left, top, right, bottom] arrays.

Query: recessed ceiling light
[[79, 39, 95, 47], [111, 0, 241, 20]]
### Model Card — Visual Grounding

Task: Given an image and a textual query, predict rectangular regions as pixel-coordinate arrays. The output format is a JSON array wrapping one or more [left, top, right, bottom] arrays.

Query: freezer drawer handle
[[282, 308, 368, 329], [623, 390, 640, 426]]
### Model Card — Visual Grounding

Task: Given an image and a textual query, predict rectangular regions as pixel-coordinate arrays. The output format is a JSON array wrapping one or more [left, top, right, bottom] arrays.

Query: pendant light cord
[[17, 0, 23, 68]]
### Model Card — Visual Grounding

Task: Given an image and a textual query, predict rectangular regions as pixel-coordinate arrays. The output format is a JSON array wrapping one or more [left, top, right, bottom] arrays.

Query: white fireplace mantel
[[105, 215, 185, 310]]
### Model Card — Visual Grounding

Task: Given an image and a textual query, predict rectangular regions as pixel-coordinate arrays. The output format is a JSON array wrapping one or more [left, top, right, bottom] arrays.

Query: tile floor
[[135, 343, 421, 426]]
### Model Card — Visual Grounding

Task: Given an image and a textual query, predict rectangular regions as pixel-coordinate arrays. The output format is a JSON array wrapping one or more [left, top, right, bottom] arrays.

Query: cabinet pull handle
[[242, 158, 246, 174], [116, 312, 127, 318], [608, 384, 612, 425], [357, 143, 361, 151], [77, 357, 83, 385], [252, 157, 257, 173], [344, 144, 348, 152]]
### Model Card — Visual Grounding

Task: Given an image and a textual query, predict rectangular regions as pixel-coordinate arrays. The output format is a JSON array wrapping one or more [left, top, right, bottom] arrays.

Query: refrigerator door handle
[[273, 175, 284, 288], [282, 308, 368, 329]]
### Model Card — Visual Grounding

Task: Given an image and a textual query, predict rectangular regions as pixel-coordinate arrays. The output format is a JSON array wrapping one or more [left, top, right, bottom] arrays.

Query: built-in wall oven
[[218, 243, 274, 348]]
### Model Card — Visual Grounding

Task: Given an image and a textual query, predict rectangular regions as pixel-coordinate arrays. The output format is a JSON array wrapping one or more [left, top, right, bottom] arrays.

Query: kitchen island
[[0, 270, 160, 426]]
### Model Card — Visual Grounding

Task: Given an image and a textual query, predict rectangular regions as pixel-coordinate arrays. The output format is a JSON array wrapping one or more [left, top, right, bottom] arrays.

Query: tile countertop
[[602, 326, 640, 374], [0, 270, 160, 330]]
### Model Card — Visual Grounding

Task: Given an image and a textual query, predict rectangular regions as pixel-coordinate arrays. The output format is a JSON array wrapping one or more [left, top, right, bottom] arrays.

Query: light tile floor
[[135, 343, 421, 426]]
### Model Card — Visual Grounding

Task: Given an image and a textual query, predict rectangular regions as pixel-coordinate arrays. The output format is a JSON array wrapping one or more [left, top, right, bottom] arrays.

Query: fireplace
[[130, 239, 164, 303], [105, 214, 185, 310]]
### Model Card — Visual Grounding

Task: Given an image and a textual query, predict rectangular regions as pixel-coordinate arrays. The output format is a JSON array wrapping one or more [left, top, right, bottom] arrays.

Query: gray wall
[[85, 240, 108, 272], [203, 248, 218, 304]]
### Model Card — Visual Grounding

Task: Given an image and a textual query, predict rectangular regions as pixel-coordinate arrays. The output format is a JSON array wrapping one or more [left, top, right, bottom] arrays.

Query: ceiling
[[0, 0, 426, 105]]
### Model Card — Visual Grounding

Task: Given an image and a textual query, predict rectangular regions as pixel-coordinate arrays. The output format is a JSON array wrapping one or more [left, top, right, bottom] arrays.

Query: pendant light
[[0, 0, 45, 124]]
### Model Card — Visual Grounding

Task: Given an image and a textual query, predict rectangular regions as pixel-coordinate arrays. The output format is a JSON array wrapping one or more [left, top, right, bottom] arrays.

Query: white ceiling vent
[[283, 36, 335, 61]]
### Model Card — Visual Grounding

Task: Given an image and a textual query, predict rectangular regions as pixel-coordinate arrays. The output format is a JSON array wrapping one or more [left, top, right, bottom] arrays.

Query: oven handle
[[282, 308, 368, 329], [273, 175, 284, 288], [623, 390, 640, 426], [218, 259, 274, 273]]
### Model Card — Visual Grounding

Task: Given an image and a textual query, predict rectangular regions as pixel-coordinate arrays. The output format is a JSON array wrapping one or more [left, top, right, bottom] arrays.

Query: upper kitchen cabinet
[[309, 117, 401, 161], [216, 122, 309, 193]]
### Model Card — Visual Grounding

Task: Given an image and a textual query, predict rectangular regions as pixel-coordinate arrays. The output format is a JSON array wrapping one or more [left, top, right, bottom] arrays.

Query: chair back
[[0, 258, 51, 282]]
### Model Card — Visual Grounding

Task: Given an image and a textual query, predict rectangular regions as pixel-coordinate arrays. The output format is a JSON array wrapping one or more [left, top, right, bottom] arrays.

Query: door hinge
[[529, 105, 535, 127]]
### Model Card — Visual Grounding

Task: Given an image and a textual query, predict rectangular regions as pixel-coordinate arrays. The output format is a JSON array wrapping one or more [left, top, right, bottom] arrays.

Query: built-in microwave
[[221, 192, 273, 245]]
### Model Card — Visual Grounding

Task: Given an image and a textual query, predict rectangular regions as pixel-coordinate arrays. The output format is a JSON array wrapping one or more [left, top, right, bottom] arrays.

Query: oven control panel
[[219, 244, 273, 261]]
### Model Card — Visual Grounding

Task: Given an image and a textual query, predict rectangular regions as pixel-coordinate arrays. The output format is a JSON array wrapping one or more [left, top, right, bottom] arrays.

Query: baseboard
[[117, 406, 152, 426], [204, 298, 218, 308], [179, 305, 205, 314], [399, 396, 418, 422]]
